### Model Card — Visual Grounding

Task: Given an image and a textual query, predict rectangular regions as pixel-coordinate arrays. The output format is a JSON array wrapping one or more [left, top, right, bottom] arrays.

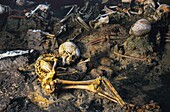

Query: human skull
[[129, 19, 151, 37], [153, 4, 170, 21], [59, 42, 80, 65]]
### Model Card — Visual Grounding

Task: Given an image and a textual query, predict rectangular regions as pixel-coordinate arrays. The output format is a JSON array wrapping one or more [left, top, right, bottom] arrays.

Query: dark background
[[1, 0, 170, 10], [0, 0, 84, 10]]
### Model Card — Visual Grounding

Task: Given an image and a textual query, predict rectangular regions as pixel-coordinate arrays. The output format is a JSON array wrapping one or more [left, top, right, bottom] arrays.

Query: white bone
[[25, 4, 49, 17], [0, 4, 5, 14], [0, 49, 34, 60]]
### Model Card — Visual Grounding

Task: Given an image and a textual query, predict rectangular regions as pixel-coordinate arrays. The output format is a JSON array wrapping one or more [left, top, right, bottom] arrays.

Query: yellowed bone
[[52, 76, 125, 107]]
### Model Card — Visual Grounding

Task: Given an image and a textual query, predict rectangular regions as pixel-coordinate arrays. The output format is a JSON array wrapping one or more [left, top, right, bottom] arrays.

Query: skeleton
[[104, 0, 156, 17], [102, 0, 142, 16], [135, 0, 155, 10], [117, 19, 154, 61], [25, 4, 50, 18], [89, 5, 117, 29], [153, 4, 170, 22], [101, 5, 140, 17], [107, 5, 132, 17], [59, 42, 80, 65], [121, 0, 132, 16], [0, 3, 49, 19], [34, 53, 125, 107], [59, 5, 91, 31], [128, 0, 156, 16], [89, 15, 109, 29], [35, 53, 58, 93]]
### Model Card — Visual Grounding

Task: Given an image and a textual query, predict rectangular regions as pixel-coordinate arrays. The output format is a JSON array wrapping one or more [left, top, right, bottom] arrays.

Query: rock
[[90, 68, 102, 78], [90, 66, 113, 78], [123, 35, 153, 58], [100, 57, 114, 67], [97, 66, 113, 78], [0, 96, 10, 111]]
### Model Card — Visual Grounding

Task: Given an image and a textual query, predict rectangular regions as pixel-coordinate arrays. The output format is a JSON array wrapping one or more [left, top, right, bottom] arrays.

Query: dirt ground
[[0, 1, 170, 112]]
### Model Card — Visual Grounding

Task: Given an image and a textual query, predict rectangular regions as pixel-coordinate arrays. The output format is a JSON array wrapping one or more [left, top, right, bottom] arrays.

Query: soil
[[0, 1, 170, 112]]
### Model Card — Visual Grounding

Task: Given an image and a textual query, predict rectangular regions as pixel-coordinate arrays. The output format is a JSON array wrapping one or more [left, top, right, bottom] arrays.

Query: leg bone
[[75, 15, 90, 31], [52, 76, 125, 107]]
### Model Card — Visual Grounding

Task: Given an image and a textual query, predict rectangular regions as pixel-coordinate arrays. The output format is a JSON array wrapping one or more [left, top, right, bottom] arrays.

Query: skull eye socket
[[159, 9, 164, 13], [72, 55, 76, 60]]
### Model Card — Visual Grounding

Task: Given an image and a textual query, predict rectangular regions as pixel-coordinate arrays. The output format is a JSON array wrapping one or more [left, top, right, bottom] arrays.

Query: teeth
[[0, 49, 34, 60]]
